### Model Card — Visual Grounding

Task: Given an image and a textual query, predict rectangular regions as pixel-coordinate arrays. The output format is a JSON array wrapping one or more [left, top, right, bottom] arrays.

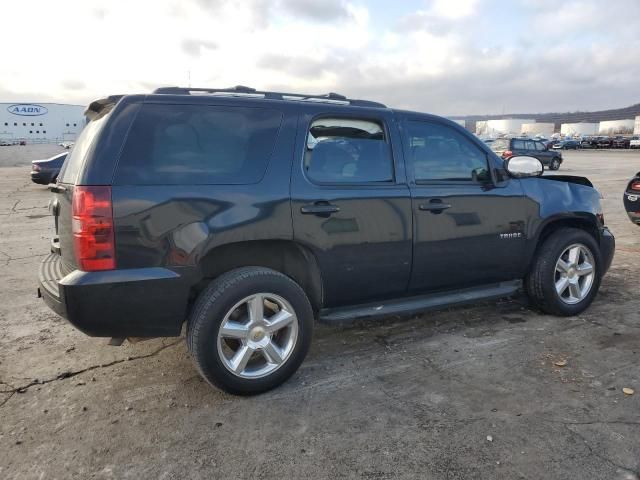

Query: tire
[[187, 267, 313, 395], [549, 158, 561, 170], [525, 228, 602, 316]]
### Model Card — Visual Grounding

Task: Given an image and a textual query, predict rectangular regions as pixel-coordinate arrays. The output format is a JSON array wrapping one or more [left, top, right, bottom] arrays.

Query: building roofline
[[0, 102, 86, 107]]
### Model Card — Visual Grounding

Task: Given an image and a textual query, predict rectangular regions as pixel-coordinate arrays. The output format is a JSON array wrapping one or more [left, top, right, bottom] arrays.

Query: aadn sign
[[7, 104, 48, 116]]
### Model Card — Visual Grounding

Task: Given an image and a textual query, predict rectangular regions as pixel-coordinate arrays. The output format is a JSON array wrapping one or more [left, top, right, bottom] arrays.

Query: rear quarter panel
[[111, 109, 298, 274]]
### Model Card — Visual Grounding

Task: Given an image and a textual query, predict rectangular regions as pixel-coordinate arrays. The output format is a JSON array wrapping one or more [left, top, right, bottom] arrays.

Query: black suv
[[490, 137, 563, 170], [624, 172, 640, 225], [38, 86, 615, 395]]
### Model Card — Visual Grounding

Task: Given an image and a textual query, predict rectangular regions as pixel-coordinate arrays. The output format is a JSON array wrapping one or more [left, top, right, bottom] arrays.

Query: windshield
[[58, 110, 111, 184]]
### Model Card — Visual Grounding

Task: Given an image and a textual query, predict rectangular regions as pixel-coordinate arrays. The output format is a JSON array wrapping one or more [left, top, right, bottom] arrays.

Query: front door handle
[[419, 201, 452, 212], [301, 202, 340, 215]]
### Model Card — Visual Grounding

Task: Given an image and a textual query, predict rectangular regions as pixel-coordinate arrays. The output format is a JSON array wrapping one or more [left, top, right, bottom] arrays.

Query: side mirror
[[505, 156, 543, 178]]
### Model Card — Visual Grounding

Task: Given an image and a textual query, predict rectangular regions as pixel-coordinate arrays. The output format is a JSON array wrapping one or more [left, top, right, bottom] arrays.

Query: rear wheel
[[187, 267, 313, 395], [526, 228, 601, 316]]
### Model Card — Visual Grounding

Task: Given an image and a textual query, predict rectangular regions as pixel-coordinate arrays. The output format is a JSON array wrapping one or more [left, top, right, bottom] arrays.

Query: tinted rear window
[[59, 112, 108, 184], [114, 104, 283, 185], [512, 139, 526, 150]]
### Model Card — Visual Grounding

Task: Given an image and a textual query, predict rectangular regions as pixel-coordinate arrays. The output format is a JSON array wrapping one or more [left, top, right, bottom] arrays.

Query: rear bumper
[[30, 171, 52, 185], [600, 227, 615, 274], [625, 193, 640, 225], [38, 253, 190, 337], [626, 211, 640, 225]]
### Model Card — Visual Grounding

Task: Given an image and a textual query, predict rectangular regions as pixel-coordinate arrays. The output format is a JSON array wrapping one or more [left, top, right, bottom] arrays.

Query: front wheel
[[549, 158, 561, 170], [526, 228, 602, 316], [187, 267, 313, 395]]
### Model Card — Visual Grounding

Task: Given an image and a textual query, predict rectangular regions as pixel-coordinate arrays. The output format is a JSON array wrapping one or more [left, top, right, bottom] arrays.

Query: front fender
[[520, 176, 603, 258]]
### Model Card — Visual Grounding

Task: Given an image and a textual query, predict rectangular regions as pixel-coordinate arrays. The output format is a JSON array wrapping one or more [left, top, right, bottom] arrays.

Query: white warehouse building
[[521, 122, 554, 136], [476, 118, 535, 137], [634, 116, 640, 135], [560, 122, 598, 136], [0, 103, 86, 143], [599, 119, 635, 135]]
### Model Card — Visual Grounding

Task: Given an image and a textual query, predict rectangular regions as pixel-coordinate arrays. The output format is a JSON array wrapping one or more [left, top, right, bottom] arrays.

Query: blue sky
[[0, 0, 638, 115]]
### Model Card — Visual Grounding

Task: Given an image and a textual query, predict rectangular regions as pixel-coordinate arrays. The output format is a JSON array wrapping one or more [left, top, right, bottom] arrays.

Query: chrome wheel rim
[[216, 293, 298, 379], [554, 243, 595, 305]]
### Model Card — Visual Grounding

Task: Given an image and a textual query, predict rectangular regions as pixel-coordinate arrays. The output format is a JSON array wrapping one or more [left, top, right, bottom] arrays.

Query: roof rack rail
[[152, 85, 386, 108]]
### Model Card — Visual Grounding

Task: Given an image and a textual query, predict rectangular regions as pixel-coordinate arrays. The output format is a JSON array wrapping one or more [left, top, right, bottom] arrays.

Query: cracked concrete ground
[[0, 145, 639, 479]]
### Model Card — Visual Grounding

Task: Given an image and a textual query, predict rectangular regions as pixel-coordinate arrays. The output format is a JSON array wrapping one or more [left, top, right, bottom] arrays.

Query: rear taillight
[[32, 164, 41, 171], [502, 150, 513, 158], [631, 181, 640, 191], [72, 186, 115, 271]]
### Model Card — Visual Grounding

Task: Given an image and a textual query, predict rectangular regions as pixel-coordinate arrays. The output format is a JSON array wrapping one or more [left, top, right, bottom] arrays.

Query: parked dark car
[[596, 137, 613, 148], [580, 137, 597, 149], [30, 152, 68, 185], [624, 172, 640, 225], [38, 86, 615, 395], [490, 137, 563, 170], [553, 140, 579, 150], [612, 137, 630, 149]]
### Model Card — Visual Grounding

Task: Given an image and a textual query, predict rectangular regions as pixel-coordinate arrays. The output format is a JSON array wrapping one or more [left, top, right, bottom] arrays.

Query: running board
[[319, 280, 522, 324]]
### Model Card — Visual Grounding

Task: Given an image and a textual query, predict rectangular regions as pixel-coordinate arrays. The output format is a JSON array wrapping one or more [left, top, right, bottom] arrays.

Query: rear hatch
[[50, 107, 113, 272]]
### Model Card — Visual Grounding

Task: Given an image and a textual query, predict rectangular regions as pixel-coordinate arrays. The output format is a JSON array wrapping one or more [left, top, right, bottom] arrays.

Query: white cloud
[[432, 0, 478, 19], [0, 0, 637, 115]]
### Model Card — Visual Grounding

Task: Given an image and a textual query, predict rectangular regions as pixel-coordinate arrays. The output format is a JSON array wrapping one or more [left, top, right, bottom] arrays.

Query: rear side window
[[304, 117, 393, 184], [512, 139, 525, 150], [114, 104, 283, 185], [59, 111, 109, 184]]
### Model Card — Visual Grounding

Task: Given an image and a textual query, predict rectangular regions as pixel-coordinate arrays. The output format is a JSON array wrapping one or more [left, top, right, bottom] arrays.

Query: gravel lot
[[0, 146, 639, 479]]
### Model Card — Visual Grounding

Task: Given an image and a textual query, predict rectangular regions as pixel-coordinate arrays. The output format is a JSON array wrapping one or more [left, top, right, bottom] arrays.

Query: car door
[[402, 118, 528, 293], [290, 110, 412, 307], [534, 140, 552, 163]]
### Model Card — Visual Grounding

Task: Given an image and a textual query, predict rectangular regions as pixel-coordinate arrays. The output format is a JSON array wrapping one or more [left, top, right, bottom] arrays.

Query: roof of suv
[[85, 85, 475, 136], [152, 85, 387, 109], [85, 85, 394, 120]]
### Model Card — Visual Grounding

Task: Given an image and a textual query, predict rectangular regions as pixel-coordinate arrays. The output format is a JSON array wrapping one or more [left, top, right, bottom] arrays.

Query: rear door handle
[[301, 202, 340, 215], [419, 202, 451, 212]]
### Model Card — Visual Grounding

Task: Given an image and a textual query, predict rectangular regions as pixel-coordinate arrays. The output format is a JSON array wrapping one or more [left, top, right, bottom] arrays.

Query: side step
[[319, 280, 522, 324]]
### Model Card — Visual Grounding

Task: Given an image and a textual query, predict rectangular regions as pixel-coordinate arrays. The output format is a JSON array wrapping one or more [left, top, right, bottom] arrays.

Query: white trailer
[[599, 119, 635, 135], [560, 122, 598, 136], [521, 122, 554, 136], [476, 118, 535, 137]]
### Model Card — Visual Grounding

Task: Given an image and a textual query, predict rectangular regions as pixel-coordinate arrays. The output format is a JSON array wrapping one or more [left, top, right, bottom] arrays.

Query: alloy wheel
[[554, 243, 595, 305], [216, 293, 298, 379]]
